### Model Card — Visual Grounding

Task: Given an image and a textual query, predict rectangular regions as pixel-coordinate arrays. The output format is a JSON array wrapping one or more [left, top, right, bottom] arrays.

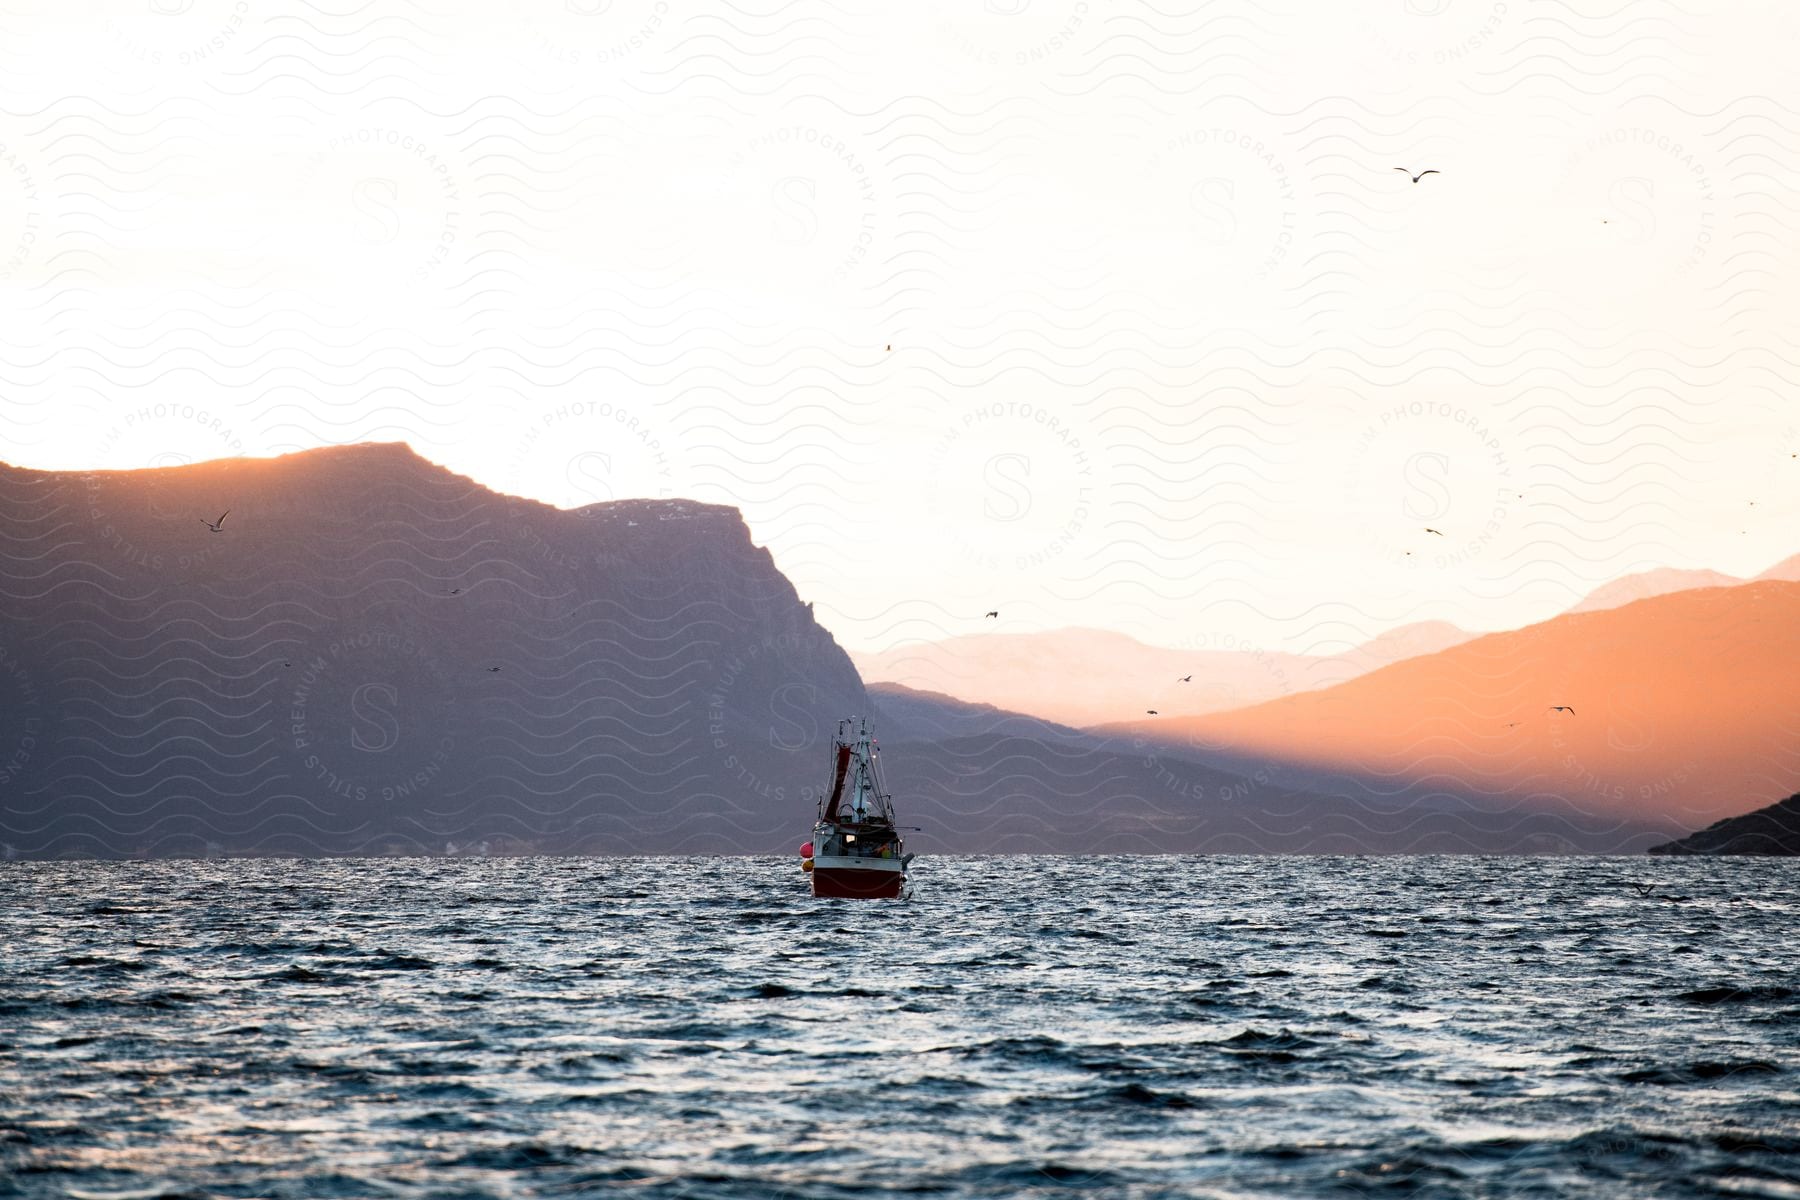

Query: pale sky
[[1, 1, 1796, 655]]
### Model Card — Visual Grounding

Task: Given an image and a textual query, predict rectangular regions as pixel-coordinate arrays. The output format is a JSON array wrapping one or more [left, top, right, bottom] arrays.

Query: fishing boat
[[799, 716, 913, 899]]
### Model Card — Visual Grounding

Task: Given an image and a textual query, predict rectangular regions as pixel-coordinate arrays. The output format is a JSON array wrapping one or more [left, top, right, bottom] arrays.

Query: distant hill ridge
[[1566, 551, 1800, 613], [1648, 793, 1800, 855], [863, 683, 1649, 854], [854, 551, 1800, 734], [1111, 580, 1800, 836], [852, 620, 1476, 729], [1566, 568, 1744, 613]]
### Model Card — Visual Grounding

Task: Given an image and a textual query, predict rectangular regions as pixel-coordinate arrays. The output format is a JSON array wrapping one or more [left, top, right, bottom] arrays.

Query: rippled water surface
[[2, 856, 1798, 1199]]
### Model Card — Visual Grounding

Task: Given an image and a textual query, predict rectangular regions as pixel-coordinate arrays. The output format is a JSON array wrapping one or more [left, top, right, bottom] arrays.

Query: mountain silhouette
[[866, 681, 1088, 744], [1754, 552, 1800, 582], [868, 684, 1655, 853], [6, 446, 1784, 859], [0, 445, 864, 858], [2, 444, 1400, 859], [1648, 792, 1800, 855], [1113, 581, 1800, 837], [853, 621, 1474, 728], [1562, 551, 1800, 613], [1566, 568, 1744, 614]]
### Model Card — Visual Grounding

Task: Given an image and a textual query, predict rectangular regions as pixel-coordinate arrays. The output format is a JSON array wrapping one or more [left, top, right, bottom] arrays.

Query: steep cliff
[[0, 444, 864, 858]]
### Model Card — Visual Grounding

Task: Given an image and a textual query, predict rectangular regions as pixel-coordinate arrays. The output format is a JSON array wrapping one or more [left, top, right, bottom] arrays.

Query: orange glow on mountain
[[1122, 582, 1800, 830]]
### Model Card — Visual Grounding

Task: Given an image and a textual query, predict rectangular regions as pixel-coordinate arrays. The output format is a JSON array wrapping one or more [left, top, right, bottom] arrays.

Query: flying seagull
[[984, 610, 998, 618], [1179, 674, 1192, 683], [487, 666, 501, 672], [201, 510, 229, 532], [1548, 705, 1576, 715], [1424, 527, 1444, 536], [1505, 721, 1521, 728], [1394, 168, 1440, 183], [1146, 709, 1158, 715], [1631, 882, 1656, 896]]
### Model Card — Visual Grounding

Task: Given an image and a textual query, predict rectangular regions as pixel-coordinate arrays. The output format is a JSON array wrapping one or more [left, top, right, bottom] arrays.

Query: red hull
[[811, 866, 904, 899]]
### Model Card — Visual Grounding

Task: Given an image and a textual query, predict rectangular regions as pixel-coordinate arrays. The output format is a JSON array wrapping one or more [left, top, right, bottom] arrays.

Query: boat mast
[[869, 719, 896, 825], [854, 715, 895, 826], [820, 716, 895, 827]]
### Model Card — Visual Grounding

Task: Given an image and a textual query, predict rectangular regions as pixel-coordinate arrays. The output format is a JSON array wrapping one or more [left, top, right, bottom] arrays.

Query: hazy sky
[[2, 1, 1796, 654]]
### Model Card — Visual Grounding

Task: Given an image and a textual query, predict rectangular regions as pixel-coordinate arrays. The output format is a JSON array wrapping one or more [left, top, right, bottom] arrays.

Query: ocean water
[[1, 856, 1797, 1200]]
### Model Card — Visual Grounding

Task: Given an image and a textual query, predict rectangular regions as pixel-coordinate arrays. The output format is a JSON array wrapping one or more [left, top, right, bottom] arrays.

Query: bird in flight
[[984, 610, 998, 619], [1424, 527, 1444, 536], [487, 666, 501, 673], [1394, 168, 1440, 183], [1505, 721, 1521, 728], [201, 510, 229, 532], [449, 587, 461, 595], [1548, 705, 1576, 715], [1179, 674, 1192, 683], [1145, 709, 1158, 715], [1631, 882, 1656, 896]]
